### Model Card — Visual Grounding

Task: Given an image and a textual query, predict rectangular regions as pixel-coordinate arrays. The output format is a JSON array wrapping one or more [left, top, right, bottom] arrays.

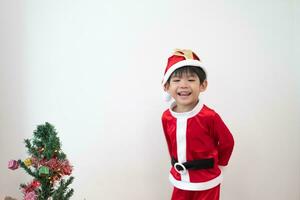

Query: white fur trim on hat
[[162, 59, 207, 86]]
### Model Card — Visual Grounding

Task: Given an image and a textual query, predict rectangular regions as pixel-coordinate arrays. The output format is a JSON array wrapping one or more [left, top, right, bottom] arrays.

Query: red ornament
[[61, 160, 73, 175], [22, 183, 34, 193], [31, 180, 41, 188]]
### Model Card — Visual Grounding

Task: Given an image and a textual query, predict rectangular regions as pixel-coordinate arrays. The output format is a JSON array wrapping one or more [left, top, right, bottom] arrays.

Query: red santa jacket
[[162, 100, 234, 191]]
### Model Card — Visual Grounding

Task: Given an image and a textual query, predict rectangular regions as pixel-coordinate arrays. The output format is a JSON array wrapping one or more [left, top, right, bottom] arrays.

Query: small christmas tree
[[8, 122, 74, 200]]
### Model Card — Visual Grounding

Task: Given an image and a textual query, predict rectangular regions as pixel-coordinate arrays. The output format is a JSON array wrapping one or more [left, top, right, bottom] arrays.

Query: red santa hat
[[162, 49, 207, 101]]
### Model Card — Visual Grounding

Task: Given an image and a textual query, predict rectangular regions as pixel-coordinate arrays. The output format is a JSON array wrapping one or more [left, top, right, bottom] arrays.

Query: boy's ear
[[164, 83, 169, 91], [200, 80, 208, 92]]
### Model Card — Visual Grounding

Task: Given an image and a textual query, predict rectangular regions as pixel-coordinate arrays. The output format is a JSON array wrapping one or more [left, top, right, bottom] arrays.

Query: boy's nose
[[179, 80, 188, 87]]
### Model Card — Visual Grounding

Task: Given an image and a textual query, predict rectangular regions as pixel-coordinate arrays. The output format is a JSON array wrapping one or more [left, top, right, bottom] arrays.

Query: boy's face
[[164, 72, 207, 111]]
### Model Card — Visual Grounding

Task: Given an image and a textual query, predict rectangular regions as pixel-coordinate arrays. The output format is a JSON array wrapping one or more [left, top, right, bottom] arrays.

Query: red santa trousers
[[171, 185, 220, 200]]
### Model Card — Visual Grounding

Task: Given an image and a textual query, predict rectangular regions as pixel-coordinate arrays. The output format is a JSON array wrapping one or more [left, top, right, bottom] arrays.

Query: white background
[[1, 0, 299, 199]]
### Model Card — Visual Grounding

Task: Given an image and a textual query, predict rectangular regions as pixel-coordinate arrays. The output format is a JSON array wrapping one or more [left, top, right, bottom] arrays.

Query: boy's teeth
[[178, 92, 190, 96]]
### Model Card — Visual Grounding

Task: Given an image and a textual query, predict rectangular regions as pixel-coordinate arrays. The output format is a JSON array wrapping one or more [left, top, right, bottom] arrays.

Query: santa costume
[[161, 49, 234, 200]]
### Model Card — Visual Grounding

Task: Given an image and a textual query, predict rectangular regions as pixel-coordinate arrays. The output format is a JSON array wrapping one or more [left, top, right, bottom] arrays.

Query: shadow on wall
[[4, 197, 17, 200]]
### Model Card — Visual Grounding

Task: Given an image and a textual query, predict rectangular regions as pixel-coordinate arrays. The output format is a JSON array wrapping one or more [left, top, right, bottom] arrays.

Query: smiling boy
[[161, 49, 234, 200]]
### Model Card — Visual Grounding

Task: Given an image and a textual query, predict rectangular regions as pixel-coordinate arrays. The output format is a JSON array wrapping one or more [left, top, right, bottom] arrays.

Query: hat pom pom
[[164, 92, 172, 102]]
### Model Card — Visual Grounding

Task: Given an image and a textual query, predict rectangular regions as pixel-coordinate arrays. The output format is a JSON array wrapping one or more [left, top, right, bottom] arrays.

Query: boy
[[161, 49, 234, 200]]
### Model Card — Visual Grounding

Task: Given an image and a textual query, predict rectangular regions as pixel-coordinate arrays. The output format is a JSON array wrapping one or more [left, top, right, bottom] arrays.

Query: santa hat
[[162, 49, 207, 101]]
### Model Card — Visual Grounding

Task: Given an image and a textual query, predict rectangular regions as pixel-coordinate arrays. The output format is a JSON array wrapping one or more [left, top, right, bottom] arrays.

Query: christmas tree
[[8, 122, 74, 200]]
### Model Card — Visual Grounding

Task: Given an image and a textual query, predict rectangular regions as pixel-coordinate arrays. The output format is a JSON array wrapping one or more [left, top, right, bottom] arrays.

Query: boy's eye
[[188, 79, 196, 82], [172, 79, 180, 82]]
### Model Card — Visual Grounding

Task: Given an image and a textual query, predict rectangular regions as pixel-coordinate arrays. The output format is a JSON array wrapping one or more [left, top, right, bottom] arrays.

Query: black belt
[[171, 157, 214, 173]]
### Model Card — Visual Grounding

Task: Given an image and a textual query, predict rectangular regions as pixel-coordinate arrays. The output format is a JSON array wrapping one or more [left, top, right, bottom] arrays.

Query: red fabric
[[164, 52, 201, 74], [171, 185, 220, 200], [162, 105, 234, 183], [165, 55, 186, 74]]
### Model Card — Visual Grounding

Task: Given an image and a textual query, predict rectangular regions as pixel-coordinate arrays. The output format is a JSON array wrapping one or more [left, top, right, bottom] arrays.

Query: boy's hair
[[166, 65, 207, 85]]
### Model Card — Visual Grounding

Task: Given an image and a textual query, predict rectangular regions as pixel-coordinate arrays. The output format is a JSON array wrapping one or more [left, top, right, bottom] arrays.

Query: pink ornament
[[8, 160, 19, 170], [61, 160, 73, 175], [24, 191, 37, 200], [47, 158, 59, 169]]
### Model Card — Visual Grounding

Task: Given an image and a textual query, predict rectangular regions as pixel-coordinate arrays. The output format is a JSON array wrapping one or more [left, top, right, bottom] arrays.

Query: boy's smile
[[165, 73, 207, 113], [177, 91, 192, 96]]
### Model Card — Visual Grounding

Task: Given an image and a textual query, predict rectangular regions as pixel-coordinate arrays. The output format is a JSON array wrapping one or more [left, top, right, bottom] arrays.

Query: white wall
[[1, 0, 299, 199]]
